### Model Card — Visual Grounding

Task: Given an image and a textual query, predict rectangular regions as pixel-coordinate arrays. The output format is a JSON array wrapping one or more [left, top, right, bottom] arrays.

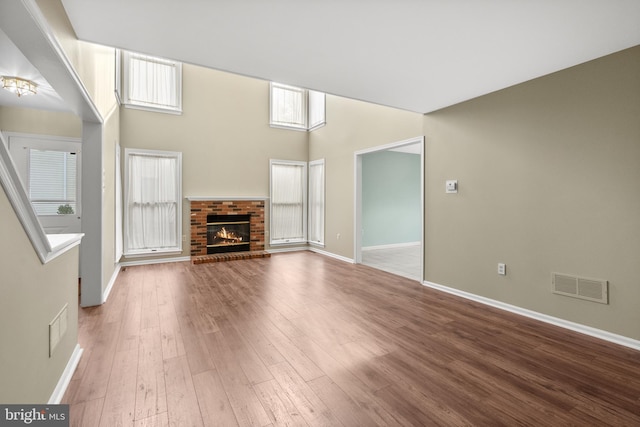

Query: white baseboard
[[48, 344, 83, 404], [308, 247, 355, 264], [120, 256, 191, 267], [423, 280, 640, 352], [102, 263, 121, 303], [267, 246, 355, 264], [267, 246, 308, 254], [362, 241, 421, 251]]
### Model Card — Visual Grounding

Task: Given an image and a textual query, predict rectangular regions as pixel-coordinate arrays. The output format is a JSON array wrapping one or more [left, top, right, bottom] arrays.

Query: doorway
[[354, 136, 424, 281]]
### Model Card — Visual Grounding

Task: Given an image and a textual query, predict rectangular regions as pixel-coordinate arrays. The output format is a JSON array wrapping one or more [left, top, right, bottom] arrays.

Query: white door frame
[[354, 136, 425, 281]]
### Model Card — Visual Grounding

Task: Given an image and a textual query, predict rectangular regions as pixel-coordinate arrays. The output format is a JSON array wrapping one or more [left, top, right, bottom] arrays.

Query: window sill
[[269, 123, 308, 132], [124, 248, 183, 258], [270, 239, 307, 246], [123, 103, 182, 115]]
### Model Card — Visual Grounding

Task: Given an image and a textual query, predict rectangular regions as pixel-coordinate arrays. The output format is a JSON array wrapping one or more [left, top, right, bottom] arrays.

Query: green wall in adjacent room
[[362, 150, 421, 247]]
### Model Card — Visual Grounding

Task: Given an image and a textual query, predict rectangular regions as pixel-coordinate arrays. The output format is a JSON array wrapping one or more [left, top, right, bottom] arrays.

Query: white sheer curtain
[[128, 53, 179, 109], [270, 83, 306, 128], [308, 160, 325, 244], [308, 90, 326, 130], [271, 162, 306, 242], [127, 153, 179, 251]]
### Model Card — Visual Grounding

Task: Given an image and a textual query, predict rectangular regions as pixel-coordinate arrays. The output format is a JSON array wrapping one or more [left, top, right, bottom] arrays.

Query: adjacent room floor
[[63, 251, 640, 426], [361, 244, 422, 280]]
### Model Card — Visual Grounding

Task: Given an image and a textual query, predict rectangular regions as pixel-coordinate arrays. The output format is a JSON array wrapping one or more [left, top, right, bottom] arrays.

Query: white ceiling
[[59, 0, 640, 114], [0, 28, 69, 112]]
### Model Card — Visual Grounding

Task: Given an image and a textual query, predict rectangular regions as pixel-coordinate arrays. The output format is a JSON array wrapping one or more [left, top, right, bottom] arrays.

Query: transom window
[[120, 50, 183, 114], [270, 82, 326, 131]]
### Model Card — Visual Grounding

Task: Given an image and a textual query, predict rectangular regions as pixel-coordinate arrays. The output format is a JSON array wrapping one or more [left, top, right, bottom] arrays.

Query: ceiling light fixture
[[1, 76, 37, 97]]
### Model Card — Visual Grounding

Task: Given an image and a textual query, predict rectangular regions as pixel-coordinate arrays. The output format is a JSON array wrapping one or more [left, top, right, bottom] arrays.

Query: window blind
[[28, 149, 77, 215], [270, 161, 307, 243]]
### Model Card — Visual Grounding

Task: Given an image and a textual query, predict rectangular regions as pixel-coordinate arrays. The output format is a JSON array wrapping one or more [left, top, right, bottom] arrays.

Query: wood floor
[[63, 251, 640, 426]]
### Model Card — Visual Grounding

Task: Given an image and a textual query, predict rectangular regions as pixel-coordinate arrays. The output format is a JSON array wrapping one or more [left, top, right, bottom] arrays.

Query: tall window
[[121, 51, 182, 114], [270, 82, 325, 131], [124, 149, 182, 255], [308, 159, 325, 245], [270, 160, 307, 244]]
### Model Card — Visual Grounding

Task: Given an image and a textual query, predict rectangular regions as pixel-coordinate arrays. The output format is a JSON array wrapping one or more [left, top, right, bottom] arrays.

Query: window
[[270, 82, 325, 131], [308, 159, 325, 245], [7, 133, 82, 234], [121, 50, 182, 114], [124, 148, 182, 255], [29, 149, 78, 215], [270, 160, 307, 244], [307, 90, 326, 130]]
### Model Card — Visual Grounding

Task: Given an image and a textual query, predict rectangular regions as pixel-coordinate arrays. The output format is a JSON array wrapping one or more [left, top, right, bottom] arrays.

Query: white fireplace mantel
[[186, 196, 268, 201]]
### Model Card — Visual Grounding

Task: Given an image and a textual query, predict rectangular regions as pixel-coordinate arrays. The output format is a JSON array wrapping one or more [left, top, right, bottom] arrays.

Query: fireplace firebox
[[207, 214, 251, 254]]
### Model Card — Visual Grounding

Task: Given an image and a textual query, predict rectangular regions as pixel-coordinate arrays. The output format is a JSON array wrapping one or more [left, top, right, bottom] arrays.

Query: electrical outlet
[[336, 233, 341, 240], [498, 263, 506, 275]]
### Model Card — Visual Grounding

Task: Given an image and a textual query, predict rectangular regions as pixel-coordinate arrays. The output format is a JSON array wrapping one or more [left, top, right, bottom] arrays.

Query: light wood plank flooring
[[63, 251, 640, 426]]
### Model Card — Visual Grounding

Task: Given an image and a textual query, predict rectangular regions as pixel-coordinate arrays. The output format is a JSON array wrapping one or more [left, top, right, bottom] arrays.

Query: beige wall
[[0, 106, 81, 137], [37, 0, 117, 119], [0, 1, 119, 401], [423, 46, 640, 339], [0, 5, 87, 399], [309, 95, 423, 258], [120, 64, 309, 258], [0, 188, 79, 403], [0, 106, 82, 402]]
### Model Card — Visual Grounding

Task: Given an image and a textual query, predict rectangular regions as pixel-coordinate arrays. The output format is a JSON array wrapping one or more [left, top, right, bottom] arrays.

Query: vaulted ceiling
[[2, 1, 640, 115], [59, 0, 640, 113]]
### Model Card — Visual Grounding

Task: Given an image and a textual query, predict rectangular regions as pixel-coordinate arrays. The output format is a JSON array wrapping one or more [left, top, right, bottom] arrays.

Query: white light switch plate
[[498, 263, 506, 275]]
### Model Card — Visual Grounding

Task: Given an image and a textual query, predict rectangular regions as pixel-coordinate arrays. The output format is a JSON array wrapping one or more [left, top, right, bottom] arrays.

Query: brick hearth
[[189, 199, 269, 263]]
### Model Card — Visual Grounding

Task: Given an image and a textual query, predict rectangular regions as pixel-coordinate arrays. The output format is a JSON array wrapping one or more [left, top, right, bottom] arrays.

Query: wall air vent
[[552, 273, 608, 304]]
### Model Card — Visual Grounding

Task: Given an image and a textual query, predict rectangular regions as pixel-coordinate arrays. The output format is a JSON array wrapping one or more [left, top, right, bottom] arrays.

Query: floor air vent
[[552, 273, 608, 304]]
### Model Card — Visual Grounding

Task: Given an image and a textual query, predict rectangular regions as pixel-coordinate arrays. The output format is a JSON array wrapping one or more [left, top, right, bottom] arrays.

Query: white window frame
[[121, 50, 183, 115], [115, 144, 122, 261], [123, 148, 182, 256], [307, 90, 326, 131], [308, 159, 325, 246], [6, 133, 82, 235], [269, 82, 326, 131], [269, 159, 307, 245]]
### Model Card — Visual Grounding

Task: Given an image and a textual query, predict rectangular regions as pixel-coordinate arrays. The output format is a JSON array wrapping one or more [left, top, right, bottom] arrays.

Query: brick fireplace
[[189, 198, 269, 263]]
